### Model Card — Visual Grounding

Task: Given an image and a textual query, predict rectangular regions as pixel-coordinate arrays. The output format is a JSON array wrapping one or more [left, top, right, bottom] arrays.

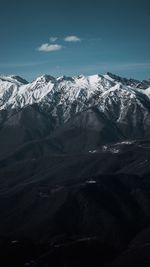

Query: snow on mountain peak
[[0, 72, 149, 113], [145, 87, 150, 96], [32, 74, 56, 84], [0, 75, 28, 85], [103, 73, 115, 82]]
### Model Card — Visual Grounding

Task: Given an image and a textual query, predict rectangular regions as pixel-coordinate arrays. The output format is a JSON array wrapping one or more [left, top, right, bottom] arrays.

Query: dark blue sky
[[0, 0, 150, 80]]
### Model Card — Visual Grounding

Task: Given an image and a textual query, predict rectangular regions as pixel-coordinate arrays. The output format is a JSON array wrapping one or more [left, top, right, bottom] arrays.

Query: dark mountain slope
[[0, 105, 55, 158]]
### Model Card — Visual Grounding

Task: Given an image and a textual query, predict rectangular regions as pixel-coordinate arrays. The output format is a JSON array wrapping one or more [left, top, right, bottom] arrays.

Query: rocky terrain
[[0, 72, 150, 266]]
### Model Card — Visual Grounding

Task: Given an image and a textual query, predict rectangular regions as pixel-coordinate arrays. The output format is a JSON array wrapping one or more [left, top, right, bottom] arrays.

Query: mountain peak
[[11, 75, 29, 84], [0, 75, 28, 84], [57, 75, 75, 82], [33, 74, 55, 83]]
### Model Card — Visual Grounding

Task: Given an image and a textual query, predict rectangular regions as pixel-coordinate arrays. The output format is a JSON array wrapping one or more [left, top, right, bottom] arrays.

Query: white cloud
[[49, 36, 58, 42], [37, 43, 62, 52], [64, 35, 81, 42]]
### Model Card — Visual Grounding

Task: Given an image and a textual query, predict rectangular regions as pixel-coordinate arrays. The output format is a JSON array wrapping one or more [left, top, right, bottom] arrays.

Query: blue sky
[[0, 0, 150, 81]]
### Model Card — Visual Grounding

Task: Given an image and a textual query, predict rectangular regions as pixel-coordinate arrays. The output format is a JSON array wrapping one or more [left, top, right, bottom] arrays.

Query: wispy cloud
[[64, 35, 81, 42], [37, 35, 81, 53], [37, 43, 62, 52], [0, 61, 49, 68], [49, 36, 58, 42], [110, 62, 150, 71]]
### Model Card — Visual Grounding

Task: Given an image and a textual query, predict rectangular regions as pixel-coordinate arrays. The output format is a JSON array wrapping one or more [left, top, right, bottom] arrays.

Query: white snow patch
[[11, 240, 19, 244], [117, 141, 135, 145], [86, 180, 97, 184], [89, 150, 97, 153], [145, 87, 150, 98], [103, 74, 114, 82], [102, 145, 120, 154]]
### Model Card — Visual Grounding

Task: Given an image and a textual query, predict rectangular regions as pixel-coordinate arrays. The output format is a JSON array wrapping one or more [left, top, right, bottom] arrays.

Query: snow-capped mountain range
[[0, 72, 150, 112], [0, 72, 150, 157], [1, 72, 150, 128]]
